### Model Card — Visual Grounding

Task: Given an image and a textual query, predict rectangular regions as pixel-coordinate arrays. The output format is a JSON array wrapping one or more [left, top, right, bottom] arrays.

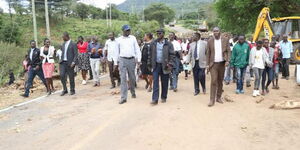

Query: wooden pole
[[45, 0, 51, 39], [31, 0, 38, 46]]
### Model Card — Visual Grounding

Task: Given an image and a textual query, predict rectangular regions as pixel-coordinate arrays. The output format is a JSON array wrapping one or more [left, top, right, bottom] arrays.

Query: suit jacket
[[59, 40, 78, 66], [150, 38, 175, 74], [187, 40, 207, 68], [206, 36, 231, 69], [27, 47, 42, 68]]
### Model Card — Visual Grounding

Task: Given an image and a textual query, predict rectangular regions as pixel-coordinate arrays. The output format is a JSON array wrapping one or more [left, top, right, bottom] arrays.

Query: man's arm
[[168, 42, 175, 67], [225, 39, 231, 66], [134, 37, 141, 63], [72, 43, 78, 66], [230, 46, 236, 67]]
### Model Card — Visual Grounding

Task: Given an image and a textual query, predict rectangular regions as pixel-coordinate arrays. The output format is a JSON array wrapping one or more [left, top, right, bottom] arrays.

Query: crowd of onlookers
[[19, 25, 294, 107]]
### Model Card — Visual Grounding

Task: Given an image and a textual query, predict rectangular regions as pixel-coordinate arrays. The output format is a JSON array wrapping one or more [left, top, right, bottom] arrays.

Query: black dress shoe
[[150, 101, 158, 105], [194, 92, 200, 96], [161, 99, 166, 103], [70, 91, 75, 95], [216, 99, 224, 104], [60, 91, 68, 96], [119, 100, 127, 104], [208, 101, 215, 107], [20, 94, 29, 98], [132, 94, 136, 98], [110, 85, 116, 89], [173, 88, 177, 92]]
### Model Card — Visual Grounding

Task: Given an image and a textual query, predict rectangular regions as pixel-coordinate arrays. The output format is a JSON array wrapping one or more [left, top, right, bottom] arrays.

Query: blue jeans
[[224, 66, 232, 82], [262, 66, 274, 90], [193, 61, 206, 93], [170, 57, 180, 89], [152, 63, 170, 102], [24, 67, 46, 96], [236, 67, 246, 91]]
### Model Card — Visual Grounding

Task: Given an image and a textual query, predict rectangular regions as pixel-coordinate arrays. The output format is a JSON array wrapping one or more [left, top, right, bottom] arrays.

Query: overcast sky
[[0, 0, 126, 13]]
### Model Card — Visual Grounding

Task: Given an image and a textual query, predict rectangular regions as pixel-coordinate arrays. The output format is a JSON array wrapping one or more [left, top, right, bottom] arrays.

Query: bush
[[0, 42, 26, 86]]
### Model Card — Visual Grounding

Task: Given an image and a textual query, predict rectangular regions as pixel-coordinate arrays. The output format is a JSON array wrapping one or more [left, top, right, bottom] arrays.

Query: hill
[[117, 0, 213, 15]]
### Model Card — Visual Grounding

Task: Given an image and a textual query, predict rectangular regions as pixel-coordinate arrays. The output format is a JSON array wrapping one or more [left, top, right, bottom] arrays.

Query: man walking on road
[[117, 25, 141, 104], [104, 32, 120, 89], [169, 32, 182, 92], [206, 27, 231, 107], [230, 35, 250, 94], [150, 29, 175, 105], [59, 32, 78, 96], [21, 40, 47, 98], [187, 33, 207, 96], [279, 35, 293, 80]]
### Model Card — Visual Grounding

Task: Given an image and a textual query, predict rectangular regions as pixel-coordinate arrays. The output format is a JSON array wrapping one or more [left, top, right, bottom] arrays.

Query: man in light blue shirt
[[279, 35, 293, 79], [156, 40, 164, 63]]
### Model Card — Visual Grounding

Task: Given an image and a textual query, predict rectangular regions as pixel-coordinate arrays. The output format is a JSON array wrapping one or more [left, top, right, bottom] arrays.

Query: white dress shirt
[[104, 39, 119, 62], [63, 40, 71, 61], [181, 42, 188, 51], [172, 40, 182, 51], [116, 35, 141, 63], [29, 48, 34, 60], [214, 39, 224, 62], [196, 40, 207, 61]]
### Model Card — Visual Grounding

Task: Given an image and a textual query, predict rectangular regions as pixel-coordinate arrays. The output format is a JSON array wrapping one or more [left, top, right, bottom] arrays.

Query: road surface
[[1, 67, 300, 150]]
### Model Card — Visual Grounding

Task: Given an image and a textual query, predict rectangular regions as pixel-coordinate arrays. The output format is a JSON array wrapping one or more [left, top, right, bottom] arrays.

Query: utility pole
[[45, 0, 51, 39], [106, 4, 108, 27], [109, 2, 112, 27], [31, 0, 38, 46]]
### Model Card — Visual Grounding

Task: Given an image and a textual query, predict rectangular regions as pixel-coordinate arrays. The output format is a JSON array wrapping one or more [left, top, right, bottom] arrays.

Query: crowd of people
[[20, 25, 294, 107]]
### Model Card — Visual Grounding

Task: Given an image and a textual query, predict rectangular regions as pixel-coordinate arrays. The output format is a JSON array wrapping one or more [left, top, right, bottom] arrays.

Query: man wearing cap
[[116, 25, 141, 104], [150, 29, 175, 105]]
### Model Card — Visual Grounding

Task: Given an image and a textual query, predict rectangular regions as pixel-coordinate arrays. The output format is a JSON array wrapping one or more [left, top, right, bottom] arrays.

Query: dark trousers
[[262, 66, 274, 90], [193, 61, 206, 93], [24, 67, 46, 96], [152, 63, 169, 102], [210, 62, 225, 102], [282, 58, 290, 77], [108, 61, 120, 86], [60, 62, 75, 92], [236, 67, 246, 91]]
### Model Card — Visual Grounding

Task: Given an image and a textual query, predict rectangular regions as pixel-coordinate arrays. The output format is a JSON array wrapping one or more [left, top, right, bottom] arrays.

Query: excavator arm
[[252, 7, 274, 42]]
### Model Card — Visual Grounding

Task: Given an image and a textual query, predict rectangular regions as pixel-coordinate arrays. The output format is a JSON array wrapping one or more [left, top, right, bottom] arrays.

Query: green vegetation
[[144, 3, 175, 27], [215, 0, 300, 34]]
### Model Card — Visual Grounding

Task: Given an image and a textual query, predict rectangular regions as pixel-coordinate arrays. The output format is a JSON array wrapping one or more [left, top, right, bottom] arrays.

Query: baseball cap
[[122, 25, 131, 31]]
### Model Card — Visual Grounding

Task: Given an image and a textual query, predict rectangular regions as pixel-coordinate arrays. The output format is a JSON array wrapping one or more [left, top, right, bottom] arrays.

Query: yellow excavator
[[253, 7, 300, 85]]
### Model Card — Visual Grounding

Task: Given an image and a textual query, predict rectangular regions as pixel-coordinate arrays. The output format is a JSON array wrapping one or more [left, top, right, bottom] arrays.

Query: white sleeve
[[134, 37, 141, 62]]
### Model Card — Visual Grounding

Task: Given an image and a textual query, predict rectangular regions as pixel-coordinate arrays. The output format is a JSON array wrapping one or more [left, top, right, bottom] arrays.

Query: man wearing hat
[[149, 29, 175, 105], [116, 25, 141, 104]]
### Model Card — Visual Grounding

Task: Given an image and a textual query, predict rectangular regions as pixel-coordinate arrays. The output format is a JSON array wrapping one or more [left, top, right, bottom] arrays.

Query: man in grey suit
[[59, 32, 78, 96], [187, 33, 207, 96], [150, 29, 175, 105]]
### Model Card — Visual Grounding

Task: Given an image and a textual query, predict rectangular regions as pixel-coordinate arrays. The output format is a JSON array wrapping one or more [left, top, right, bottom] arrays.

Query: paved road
[[1, 69, 300, 150]]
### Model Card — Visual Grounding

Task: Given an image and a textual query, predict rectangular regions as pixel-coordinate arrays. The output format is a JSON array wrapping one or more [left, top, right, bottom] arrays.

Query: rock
[[270, 100, 300, 109], [224, 95, 234, 102], [256, 97, 264, 103]]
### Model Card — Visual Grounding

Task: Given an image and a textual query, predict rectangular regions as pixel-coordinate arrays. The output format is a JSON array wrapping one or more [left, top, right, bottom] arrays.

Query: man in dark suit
[[150, 29, 175, 105], [21, 40, 47, 97], [206, 27, 231, 107], [59, 32, 78, 96]]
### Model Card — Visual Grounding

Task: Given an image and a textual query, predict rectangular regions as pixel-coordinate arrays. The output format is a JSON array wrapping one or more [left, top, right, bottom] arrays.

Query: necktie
[[194, 41, 198, 59]]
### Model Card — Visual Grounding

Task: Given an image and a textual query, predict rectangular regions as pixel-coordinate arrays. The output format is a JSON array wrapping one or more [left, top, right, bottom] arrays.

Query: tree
[[89, 5, 103, 19], [75, 3, 89, 21], [144, 3, 175, 27], [215, 0, 300, 34]]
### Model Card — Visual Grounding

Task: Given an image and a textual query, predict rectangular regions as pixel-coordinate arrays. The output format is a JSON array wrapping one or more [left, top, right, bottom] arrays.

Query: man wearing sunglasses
[[150, 29, 175, 105]]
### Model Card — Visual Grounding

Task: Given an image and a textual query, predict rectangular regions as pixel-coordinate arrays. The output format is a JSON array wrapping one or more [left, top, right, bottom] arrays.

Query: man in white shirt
[[169, 32, 182, 92], [117, 25, 141, 104], [104, 32, 120, 89], [206, 27, 231, 107]]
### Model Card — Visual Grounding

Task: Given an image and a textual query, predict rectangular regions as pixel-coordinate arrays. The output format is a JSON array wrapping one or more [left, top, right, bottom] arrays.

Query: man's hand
[[206, 66, 210, 74], [225, 62, 230, 67], [34, 66, 40, 71], [71, 63, 75, 68]]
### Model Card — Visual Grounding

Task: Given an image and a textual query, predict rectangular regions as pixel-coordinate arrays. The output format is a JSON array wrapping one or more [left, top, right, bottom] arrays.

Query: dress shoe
[[110, 85, 116, 89], [132, 94, 136, 98], [60, 91, 68, 96], [147, 87, 152, 92], [194, 92, 200, 96], [47, 91, 52, 96], [203, 89, 206, 94], [173, 88, 178, 92], [286, 77, 289, 80], [208, 101, 215, 107], [70, 91, 75, 95], [161, 99, 166, 103], [150, 101, 158, 105], [216, 98, 224, 104], [119, 100, 127, 104], [145, 83, 149, 89], [20, 94, 29, 98]]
